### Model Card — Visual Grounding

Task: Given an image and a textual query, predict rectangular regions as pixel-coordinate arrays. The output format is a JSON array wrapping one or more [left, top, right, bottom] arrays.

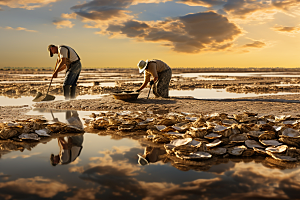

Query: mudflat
[[1, 67, 300, 122]]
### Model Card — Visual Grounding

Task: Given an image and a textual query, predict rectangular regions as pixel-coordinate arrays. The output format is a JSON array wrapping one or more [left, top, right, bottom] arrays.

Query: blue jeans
[[63, 61, 81, 86]]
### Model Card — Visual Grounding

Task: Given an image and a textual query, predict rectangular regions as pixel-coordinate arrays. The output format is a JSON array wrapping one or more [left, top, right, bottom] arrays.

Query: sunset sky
[[0, 0, 300, 69]]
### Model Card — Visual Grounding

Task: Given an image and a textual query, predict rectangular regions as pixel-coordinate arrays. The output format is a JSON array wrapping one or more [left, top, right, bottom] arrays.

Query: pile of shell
[[86, 111, 300, 162], [0, 119, 84, 141]]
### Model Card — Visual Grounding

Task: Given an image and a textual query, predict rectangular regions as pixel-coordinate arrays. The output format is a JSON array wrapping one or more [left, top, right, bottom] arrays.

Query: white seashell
[[260, 140, 282, 146], [266, 145, 288, 154], [228, 145, 247, 156], [169, 138, 193, 147], [185, 117, 198, 122], [35, 129, 50, 137], [282, 120, 297, 125], [245, 140, 264, 149], [155, 125, 167, 131], [281, 128, 300, 138], [204, 133, 222, 140], [214, 125, 228, 132], [275, 115, 291, 121], [273, 126, 283, 132], [266, 151, 297, 162], [138, 118, 154, 125], [206, 139, 222, 148], [116, 111, 132, 115], [181, 112, 194, 115], [208, 147, 227, 155], [176, 151, 212, 160], [18, 133, 40, 140]]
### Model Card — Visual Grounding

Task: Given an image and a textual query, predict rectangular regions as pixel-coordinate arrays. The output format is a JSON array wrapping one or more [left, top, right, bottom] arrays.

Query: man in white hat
[[47, 44, 81, 100], [136, 59, 172, 98]]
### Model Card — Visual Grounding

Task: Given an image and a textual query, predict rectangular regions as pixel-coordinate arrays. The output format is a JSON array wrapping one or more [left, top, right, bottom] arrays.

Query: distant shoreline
[[1, 67, 300, 73]]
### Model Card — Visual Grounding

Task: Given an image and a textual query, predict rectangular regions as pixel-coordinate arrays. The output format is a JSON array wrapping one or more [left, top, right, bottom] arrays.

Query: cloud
[[272, 25, 300, 36], [0, 0, 60, 10], [98, 11, 243, 53], [61, 13, 77, 19], [78, 157, 300, 200], [271, 0, 300, 11], [242, 40, 266, 48], [177, 0, 226, 7], [0, 176, 68, 199], [0, 26, 37, 32], [53, 20, 75, 29], [71, 0, 134, 21]]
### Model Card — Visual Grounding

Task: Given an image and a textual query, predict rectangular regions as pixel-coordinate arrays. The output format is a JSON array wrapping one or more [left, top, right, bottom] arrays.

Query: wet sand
[[2, 68, 300, 122]]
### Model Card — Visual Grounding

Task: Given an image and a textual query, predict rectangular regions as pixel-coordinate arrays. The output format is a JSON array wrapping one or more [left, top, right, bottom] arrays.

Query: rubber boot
[[70, 86, 76, 99], [63, 85, 71, 100]]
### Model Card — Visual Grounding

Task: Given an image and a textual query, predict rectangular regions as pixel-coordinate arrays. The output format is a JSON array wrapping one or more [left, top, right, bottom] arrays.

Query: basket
[[112, 91, 140, 101]]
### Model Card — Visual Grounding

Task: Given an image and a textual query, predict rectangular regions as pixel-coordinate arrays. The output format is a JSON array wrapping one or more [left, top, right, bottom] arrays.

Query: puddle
[[0, 94, 108, 106], [170, 88, 295, 99], [0, 108, 299, 199], [176, 72, 300, 78]]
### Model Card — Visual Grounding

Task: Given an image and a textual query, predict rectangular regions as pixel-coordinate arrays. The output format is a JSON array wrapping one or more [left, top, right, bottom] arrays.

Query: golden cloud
[[0, 176, 68, 198], [53, 20, 75, 29], [1, 26, 37, 32], [61, 13, 77, 19], [0, 0, 60, 10], [272, 25, 300, 36]]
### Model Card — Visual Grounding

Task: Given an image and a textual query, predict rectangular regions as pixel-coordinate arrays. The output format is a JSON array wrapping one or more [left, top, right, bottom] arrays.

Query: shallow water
[[0, 109, 299, 199], [0, 89, 295, 107], [176, 72, 300, 78]]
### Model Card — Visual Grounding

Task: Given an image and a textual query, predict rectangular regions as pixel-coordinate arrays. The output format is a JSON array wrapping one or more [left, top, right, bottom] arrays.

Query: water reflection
[[50, 111, 84, 166], [0, 110, 300, 199]]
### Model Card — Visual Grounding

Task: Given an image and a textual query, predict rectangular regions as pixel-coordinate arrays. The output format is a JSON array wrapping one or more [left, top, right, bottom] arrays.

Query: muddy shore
[[2, 68, 300, 122]]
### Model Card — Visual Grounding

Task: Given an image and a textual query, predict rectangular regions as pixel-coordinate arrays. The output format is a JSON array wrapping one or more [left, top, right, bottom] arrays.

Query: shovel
[[32, 76, 56, 102]]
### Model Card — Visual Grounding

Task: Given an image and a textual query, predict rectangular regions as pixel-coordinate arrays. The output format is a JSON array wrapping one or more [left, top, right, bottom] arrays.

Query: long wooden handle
[[147, 85, 152, 99], [45, 75, 54, 95]]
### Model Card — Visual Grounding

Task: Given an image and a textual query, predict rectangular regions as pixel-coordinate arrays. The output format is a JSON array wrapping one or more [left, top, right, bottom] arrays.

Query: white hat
[[137, 154, 149, 166], [137, 60, 148, 73]]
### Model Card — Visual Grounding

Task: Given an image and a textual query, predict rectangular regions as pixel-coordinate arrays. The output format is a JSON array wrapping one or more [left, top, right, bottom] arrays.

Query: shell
[[247, 131, 264, 140], [35, 129, 51, 137], [18, 133, 40, 140], [157, 118, 177, 126], [222, 119, 238, 125], [266, 151, 297, 162], [176, 151, 212, 160], [281, 128, 300, 138], [266, 145, 288, 154], [169, 138, 193, 147], [208, 147, 227, 155], [155, 125, 167, 131], [118, 124, 135, 131], [229, 133, 248, 143], [185, 117, 198, 122], [228, 145, 247, 156], [245, 140, 264, 149], [204, 133, 222, 140], [253, 147, 267, 155], [260, 140, 282, 146], [206, 139, 222, 148]]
